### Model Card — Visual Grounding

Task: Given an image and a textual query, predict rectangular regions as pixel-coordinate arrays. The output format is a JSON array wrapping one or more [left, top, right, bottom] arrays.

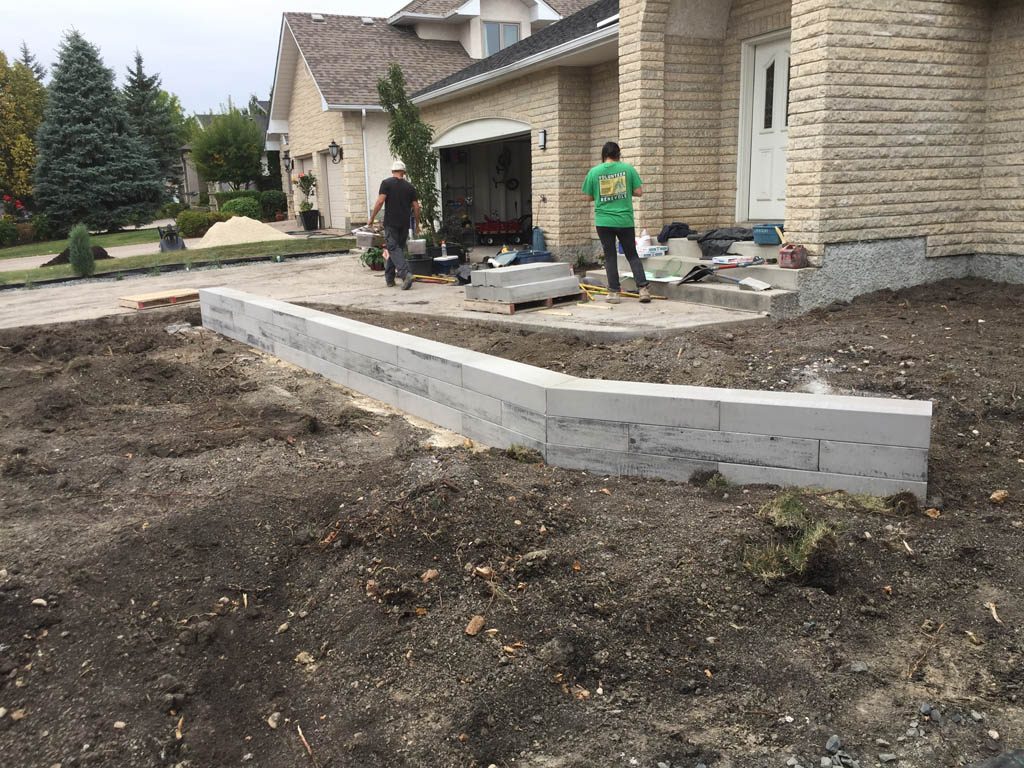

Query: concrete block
[[820, 440, 928, 482], [428, 379, 503, 423], [344, 326, 404, 365], [492, 276, 581, 303], [397, 390, 464, 433], [346, 369, 400, 408], [304, 314, 362, 350], [546, 379, 721, 430], [547, 417, 630, 452], [474, 262, 573, 288], [342, 348, 429, 397], [464, 285, 498, 302], [501, 403, 546, 442], [199, 287, 250, 314], [717, 462, 927, 501], [545, 444, 715, 483], [463, 357, 575, 413], [396, 336, 486, 386], [718, 390, 932, 448], [666, 238, 702, 259], [462, 414, 545, 454], [629, 425, 819, 471]]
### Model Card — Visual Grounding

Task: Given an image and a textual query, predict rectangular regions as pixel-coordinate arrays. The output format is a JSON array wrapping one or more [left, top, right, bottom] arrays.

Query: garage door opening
[[435, 120, 532, 249]]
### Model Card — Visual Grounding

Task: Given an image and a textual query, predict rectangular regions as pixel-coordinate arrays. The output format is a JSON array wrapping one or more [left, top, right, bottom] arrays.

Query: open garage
[[435, 119, 532, 248]]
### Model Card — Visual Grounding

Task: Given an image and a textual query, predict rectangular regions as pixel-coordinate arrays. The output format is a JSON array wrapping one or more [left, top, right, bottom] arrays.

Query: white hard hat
[[391, 160, 407, 172]]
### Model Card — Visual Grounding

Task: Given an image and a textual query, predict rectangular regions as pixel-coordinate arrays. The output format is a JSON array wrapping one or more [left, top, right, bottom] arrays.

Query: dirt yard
[[0, 278, 1021, 768]]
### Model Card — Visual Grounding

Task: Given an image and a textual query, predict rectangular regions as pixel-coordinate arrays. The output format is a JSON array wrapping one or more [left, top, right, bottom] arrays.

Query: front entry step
[[583, 269, 798, 316]]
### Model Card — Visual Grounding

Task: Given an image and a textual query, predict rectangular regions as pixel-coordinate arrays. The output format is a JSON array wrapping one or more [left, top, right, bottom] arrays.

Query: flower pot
[[300, 209, 320, 231], [368, 263, 384, 272]]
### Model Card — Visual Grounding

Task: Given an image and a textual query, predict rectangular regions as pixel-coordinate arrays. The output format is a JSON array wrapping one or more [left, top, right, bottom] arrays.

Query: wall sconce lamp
[[538, 128, 547, 151], [282, 150, 294, 173], [328, 139, 343, 163]]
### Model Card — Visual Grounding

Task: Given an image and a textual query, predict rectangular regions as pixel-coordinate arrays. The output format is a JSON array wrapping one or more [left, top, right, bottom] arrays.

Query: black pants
[[384, 225, 410, 283], [597, 226, 648, 293]]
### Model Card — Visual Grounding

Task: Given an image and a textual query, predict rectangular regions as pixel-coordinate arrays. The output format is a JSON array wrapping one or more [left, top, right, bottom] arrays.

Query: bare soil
[[1, 278, 1022, 768]]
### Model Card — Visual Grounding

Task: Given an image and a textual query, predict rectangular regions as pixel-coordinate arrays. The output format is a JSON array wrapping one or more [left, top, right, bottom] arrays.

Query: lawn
[[0, 237, 352, 286], [0, 228, 160, 260]]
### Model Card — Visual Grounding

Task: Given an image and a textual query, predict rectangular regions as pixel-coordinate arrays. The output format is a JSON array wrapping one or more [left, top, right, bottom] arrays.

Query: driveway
[[0, 253, 761, 339]]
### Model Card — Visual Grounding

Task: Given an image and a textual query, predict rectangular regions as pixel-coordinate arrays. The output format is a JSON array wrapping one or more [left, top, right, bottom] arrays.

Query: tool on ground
[[676, 256, 765, 285], [413, 274, 457, 284], [157, 225, 186, 252], [579, 283, 666, 300], [711, 272, 772, 292]]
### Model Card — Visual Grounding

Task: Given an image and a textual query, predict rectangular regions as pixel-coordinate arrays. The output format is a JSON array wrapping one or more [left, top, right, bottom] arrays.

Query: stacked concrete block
[[465, 263, 580, 305], [201, 288, 932, 499]]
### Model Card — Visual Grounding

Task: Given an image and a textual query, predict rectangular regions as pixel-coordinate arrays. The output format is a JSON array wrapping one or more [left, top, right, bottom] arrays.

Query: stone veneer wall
[[201, 287, 932, 499], [786, 0, 993, 258]]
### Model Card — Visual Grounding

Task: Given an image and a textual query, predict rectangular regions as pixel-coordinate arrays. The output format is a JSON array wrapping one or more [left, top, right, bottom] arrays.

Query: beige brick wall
[[422, 65, 614, 252], [590, 61, 619, 158], [978, 0, 1024, 256], [786, 0, 992, 257], [282, 59, 350, 222]]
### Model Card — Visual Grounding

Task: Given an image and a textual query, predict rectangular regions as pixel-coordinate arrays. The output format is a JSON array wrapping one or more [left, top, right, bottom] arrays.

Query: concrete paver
[[0, 252, 762, 338]]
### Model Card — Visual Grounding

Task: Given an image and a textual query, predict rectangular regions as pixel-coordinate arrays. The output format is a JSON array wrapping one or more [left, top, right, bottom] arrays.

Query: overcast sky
[[2, 1, 409, 114]]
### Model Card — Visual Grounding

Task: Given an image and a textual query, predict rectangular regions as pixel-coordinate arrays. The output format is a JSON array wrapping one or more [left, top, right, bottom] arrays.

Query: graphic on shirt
[[598, 172, 628, 203]]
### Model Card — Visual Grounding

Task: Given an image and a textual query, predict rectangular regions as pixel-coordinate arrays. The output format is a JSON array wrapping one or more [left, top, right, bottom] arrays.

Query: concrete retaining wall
[[201, 288, 932, 499]]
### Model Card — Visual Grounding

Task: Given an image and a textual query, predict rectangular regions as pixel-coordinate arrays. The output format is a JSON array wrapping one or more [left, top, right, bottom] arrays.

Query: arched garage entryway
[[433, 119, 532, 246]]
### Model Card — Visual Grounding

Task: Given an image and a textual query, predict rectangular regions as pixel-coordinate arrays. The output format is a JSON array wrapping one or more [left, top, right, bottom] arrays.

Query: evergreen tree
[[67, 223, 94, 277], [190, 109, 263, 189], [17, 42, 46, 82], [0, 51, 47, 199], [377, 64, 439, 239], [34, 32, 163, 232], [123, 52, 181, 192]]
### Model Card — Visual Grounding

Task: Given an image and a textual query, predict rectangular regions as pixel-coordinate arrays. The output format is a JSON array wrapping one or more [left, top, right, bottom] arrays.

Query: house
[[271, 0, 1023, 310], [265, 1, 593, 230]]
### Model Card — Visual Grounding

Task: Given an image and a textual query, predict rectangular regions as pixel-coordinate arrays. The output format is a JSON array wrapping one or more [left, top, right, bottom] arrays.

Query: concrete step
[[584, 269, 798, 316], [667, 238, 781, 262], [622, 251, 815, 291]]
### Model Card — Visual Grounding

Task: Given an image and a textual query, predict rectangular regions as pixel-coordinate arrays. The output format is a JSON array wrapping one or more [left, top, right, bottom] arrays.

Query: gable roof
[[283, 13, 473, 107], [414, 0, 617, 99], [393, 0, 593, 18]]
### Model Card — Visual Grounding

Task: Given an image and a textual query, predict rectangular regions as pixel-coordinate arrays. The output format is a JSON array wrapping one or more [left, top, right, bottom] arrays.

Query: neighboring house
[[272, 0, 1023, 308]]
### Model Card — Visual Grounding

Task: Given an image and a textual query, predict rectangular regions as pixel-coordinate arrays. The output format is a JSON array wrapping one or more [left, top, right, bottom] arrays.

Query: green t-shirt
[[582, 161, 643, 228]]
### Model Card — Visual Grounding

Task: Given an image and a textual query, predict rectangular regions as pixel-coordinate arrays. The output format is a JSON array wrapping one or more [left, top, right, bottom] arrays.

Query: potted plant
[[295, 172, 319, 231], [360, 246, 385, 271]]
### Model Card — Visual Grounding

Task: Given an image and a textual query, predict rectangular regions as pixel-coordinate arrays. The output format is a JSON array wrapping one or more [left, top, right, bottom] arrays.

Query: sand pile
[[195, 216, 292, 249]]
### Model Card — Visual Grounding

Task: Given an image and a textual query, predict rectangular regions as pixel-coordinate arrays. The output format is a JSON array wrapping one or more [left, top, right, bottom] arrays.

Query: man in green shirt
[[582, 141, 650, 304]]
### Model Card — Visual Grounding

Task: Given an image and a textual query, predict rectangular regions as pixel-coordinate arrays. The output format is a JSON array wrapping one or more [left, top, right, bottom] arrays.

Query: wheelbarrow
[[158, 225, 186, 252]]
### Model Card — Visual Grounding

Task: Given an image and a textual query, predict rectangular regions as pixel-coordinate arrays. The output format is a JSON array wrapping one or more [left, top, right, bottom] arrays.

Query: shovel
[[713, 272, 772, 292], [677, 256, 765, 285]]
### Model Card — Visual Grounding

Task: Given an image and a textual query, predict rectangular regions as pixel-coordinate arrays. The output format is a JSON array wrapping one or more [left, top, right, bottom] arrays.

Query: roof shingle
[[285, 13, 473, 106], [414, 0, 616, 98], [392, 0, 596, 19]]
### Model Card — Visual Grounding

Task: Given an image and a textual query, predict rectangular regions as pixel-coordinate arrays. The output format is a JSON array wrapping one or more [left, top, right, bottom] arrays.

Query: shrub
[[67, 223, 95, 277], [15, 223, 35, 244], [0, 217, 18, 247], [176, 210, 232, 238], [214, 190, 260, 209], [159, 202, 186, 219], [220, 197, 261, 220], [30, 213, 55, 241], [259, 189, 287, 220]]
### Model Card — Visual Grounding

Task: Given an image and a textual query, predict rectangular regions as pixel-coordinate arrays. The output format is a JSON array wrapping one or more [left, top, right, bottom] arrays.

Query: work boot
[[385, 277, 396, 287], [605, 291, 621, 305], [638, 286, 651, 304], [401, 270, 414, 290]]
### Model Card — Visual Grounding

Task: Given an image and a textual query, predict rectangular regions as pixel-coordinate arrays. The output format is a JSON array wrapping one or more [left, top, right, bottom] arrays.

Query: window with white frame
[[483, 21, 519, 56]]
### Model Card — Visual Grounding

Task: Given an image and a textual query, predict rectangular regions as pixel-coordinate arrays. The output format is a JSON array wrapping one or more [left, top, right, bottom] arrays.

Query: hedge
[[260, 189, 288, 220], [176, 210, 234, 238], [220, 197, 262, 220]]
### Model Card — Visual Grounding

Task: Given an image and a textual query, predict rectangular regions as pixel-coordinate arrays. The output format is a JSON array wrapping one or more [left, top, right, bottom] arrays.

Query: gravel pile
[[194, 216, 291, 249]]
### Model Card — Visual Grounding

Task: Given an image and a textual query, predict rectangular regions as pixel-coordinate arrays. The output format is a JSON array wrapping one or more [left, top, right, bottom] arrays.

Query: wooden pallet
[[464, 292, 583, 315], [118, 288, 200, 310]]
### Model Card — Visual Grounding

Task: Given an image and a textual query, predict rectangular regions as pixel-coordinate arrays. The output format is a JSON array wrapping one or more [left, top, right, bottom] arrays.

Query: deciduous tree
[[377, 64, 439, 239], [0, 51, 47, 199], [190, 109, 263, 190]]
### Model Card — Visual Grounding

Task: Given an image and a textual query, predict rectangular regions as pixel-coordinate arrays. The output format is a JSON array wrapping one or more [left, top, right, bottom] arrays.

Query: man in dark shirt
[[369, 161, 420, 290]]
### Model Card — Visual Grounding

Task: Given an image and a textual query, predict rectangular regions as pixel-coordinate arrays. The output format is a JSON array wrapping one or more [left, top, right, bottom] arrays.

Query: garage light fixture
[[282, 150, 294, 173], [328, 139, 343, 163], [538, 128, 547, 151]]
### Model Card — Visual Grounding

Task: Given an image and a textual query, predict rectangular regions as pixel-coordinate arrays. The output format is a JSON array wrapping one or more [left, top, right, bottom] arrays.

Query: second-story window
[[483, 22, 519, 56]]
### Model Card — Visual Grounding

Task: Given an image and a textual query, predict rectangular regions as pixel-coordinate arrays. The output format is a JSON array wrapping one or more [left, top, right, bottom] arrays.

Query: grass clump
[[744, 490, 838, 584], [506, 444, 544, 464]]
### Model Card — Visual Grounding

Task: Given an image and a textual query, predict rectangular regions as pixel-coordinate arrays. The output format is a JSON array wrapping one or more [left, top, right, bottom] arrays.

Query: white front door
[[747, 36, 790, 221]]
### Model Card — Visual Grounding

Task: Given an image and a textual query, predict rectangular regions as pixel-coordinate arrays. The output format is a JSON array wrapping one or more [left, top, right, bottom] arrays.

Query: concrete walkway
[[0, 252, 762, 339]]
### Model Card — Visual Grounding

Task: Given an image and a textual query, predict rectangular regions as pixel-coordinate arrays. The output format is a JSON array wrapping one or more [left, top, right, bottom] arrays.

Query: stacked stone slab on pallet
[[464, 262, 580, 304], [201, 288, 932, 499]]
